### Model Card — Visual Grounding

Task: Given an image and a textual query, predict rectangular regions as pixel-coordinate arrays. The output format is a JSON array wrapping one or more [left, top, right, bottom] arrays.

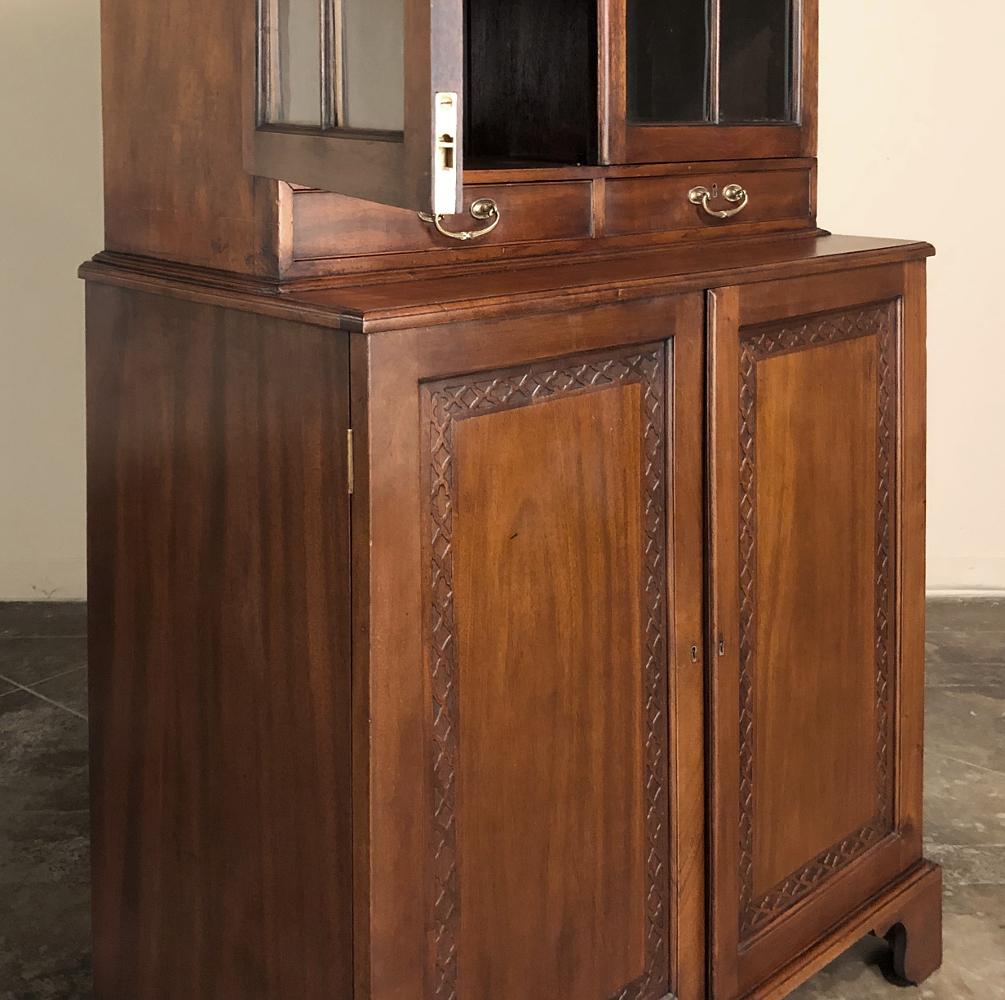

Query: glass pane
[[270, 0, 322, 126], [340, 0, 405, 132], [627, 0, 709, 123], [719, 0, 794, 123]]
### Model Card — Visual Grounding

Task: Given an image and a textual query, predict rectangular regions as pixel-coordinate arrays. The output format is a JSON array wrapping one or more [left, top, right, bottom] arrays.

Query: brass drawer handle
[[688, 183, 749, 220], [418, 198, 501, 241]]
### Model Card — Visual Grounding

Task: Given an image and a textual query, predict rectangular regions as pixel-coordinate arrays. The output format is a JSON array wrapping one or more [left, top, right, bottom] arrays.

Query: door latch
[[433, 92, 459, 217]]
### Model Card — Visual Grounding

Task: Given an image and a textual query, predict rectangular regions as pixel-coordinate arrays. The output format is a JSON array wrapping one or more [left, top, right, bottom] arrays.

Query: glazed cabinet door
[[607, 0, 817, 163], [356, 297, 706, 1000], [707, 265, 928, 998], [250, 0, 464, 214]]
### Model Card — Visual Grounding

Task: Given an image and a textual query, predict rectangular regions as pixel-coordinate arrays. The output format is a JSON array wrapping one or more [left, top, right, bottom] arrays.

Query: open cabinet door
[[249, 0, 464, 215]]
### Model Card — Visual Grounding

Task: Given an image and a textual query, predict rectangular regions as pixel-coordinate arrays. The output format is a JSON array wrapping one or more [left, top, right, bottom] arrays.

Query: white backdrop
[[817, 2, 1004, 592], [0, 1, 999, 598], [0, 0, 99, 600]]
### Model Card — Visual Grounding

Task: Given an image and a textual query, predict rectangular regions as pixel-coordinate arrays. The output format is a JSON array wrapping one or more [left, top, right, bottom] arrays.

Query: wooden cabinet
[[84, 0, 941, 997], [85, 249, 941, 1000]]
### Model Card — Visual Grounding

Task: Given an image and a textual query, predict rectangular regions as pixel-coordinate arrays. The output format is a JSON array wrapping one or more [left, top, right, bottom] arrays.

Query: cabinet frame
[[603, 0, 818, 164]]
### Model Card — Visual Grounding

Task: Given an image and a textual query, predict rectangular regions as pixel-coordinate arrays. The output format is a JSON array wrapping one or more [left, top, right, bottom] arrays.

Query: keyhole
[[438, 134, 455, 170]]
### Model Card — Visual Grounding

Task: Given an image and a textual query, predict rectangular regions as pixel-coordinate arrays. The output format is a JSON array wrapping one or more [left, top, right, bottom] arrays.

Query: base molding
[[742, 861, 943, 1000], [926, 556, 1005, 592]]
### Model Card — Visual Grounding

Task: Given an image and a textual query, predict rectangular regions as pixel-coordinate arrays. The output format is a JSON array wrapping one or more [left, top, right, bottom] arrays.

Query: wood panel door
[[355, 297, 705, 1000], [707, 265, 928, 998]]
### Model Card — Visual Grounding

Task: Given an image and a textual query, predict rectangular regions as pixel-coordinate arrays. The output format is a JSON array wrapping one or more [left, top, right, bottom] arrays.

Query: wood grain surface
[[87, 285, 353, 999], [453, 385, 647, 999]]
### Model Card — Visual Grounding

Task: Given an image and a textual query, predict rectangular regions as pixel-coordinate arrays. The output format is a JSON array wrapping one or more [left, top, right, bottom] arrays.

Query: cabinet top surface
[[83, 234, 934, 334]]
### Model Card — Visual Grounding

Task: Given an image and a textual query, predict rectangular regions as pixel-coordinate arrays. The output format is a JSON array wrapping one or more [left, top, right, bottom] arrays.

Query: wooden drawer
[[293, 181, 594, 260], [604, 167, 813, 237]]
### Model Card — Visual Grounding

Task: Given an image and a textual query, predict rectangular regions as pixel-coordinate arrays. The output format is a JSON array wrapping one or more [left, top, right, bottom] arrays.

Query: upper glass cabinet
[[610, 0, 815, 163], [251, 0, 464, 214], [248, 0, 816, 208]]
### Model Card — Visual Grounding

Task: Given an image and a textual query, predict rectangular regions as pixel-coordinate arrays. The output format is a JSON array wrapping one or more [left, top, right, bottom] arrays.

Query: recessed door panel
[[422, 347, 671, 1000], [751, 336, 881, 900], [455, 386, 646, 1000], [735, 304, 899, 940]]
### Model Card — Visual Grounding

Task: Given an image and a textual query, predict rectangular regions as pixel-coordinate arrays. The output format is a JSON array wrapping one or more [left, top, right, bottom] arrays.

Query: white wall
[[0, 0, 101, 600], [0, 1, 1000, 597], [818, 1, 1005, 591]]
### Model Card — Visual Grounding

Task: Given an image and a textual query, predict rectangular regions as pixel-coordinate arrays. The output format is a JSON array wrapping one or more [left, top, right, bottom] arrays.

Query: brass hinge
[[347, 428, 354, 496]]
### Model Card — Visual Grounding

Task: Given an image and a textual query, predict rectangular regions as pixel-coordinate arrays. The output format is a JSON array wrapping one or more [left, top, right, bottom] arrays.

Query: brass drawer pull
[[688, 183, 749, 220], [418, 198, 501, 242]]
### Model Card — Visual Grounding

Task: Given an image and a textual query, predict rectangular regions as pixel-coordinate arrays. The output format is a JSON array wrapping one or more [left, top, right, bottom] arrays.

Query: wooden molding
[[736, 302, 900, 940]]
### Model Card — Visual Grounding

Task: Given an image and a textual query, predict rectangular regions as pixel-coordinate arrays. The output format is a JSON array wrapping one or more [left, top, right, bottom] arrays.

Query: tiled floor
[[0, 599, 1002, 999], [791, 598, 1005, 1000], [0, 603, 90, 1000]]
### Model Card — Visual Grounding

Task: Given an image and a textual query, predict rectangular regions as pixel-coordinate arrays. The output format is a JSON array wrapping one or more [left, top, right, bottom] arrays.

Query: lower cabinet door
[[360, 298, 705, 1000], [707, 265, 928, 998]]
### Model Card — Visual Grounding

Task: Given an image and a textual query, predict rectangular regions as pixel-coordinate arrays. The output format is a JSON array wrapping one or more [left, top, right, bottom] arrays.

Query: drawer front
[[604, 167, 813, 237], [293, 181, 593, 260]]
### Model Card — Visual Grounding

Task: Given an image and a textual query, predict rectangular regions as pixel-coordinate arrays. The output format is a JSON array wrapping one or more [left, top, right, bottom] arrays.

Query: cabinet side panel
[[101, 0, 281, 274], [86, 285, 352, 998]]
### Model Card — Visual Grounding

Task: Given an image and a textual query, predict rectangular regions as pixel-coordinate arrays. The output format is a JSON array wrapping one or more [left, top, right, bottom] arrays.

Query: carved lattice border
[[737, 302, 899, 940], [425, 347, 671, 1000]]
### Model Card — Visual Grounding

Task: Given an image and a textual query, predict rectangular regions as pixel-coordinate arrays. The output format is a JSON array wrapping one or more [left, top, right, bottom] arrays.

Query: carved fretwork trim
[[737, 302, 899, 940], [425, 347, 670, 1000]]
